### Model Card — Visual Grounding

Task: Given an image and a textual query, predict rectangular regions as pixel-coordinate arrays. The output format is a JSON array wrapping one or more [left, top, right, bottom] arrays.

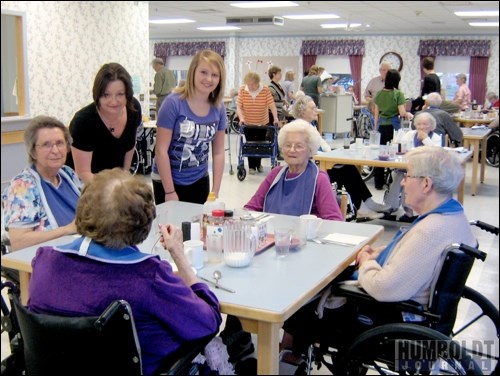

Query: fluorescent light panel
[[197, 26, 241, 31], [454, 10, 499, 17], [230, 1, 298, 9], [149, 19, 195, 24], [283, 14, 340, 20], [321, 23, 362, 29], [469, 21, 499, 27]]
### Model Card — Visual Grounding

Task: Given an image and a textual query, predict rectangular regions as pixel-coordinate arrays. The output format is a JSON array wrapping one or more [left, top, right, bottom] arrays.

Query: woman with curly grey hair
[[2, 115, 82, 250], [245, 119, 343, 220], [27, 168, 222, 376]]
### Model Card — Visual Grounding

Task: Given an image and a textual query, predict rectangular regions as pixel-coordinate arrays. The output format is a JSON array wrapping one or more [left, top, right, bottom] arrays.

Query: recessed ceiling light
[[469, 21, 499, 27], [455, 10, 499, 17], [197, 26, 242, 31], [283, 14, 340, 20], [321, 23, 361, 29], [230, 1, 298, 9], [149, 19, 196, 25]]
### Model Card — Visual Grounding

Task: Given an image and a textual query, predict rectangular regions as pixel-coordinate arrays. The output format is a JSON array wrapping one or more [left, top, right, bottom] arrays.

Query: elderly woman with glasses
[[244, 119, 343, 220], [280, 146, 476, 365], [2, 116, 82, 250]]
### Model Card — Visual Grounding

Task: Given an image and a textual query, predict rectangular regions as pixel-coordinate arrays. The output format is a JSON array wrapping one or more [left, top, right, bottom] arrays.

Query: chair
[[3, 284, 214, 376], [302, 236, 496, 375]]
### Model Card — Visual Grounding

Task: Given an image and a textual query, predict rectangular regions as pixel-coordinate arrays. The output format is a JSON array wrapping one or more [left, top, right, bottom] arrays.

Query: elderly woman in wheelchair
[[384, 111, 443, 221], [280, 146, 487, 374]]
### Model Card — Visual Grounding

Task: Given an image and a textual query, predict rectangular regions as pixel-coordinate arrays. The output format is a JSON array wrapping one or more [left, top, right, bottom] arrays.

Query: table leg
[[19, 271, 31, 305], [471, 139, 479, 195], [257, 321, 281, 375], [480, 136, 487, 183]]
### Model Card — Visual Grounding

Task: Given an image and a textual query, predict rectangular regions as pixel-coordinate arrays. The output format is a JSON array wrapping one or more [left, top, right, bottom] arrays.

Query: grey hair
[[456, 73, 467, 83], [425, 92, 442, 107], [404, 146, 464, 195], [278, 119, 321, 157], [290, 95, 314, 119], [151, 57, 164, 66], [413, 112, 437, 131], [24, 115, 71, 164]]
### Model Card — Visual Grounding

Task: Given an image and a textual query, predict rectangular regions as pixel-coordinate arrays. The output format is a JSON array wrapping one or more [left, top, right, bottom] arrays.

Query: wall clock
[[380, 52, 403, 72]]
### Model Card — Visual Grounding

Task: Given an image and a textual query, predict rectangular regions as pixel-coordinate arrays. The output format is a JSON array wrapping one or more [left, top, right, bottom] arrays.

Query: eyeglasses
[[282, 143, 307, 152], [35, 140, 67, 152], [403, 172, 426, 181]]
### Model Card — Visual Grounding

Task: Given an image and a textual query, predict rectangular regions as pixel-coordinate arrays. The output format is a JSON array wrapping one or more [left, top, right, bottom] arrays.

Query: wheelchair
[[1, 281, 215, 376], [485, 128, 499, 167], [295, 220, 499, 375], [225, 108, 241, 134], [236, 124, 279, 181]]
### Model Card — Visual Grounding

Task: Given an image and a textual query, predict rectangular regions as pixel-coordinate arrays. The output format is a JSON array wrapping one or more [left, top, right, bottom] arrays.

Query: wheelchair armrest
[[333, 283, 441, 322]]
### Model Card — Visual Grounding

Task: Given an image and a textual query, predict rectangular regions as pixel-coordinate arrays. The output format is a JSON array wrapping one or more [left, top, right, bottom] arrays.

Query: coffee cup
[[299, 214, 322, 240], [183, 239, 204, 269]]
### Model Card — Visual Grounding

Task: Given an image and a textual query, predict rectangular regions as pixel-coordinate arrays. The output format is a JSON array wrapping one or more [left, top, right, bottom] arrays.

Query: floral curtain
[[300, 40, 365, 56], [154, 42, 226, 59], [417, 40, 490, 57]]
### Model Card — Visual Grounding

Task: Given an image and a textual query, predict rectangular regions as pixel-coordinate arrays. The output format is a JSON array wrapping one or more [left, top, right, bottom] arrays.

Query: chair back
[[13, 295, 143, 375], [428, 243, 486, 335]]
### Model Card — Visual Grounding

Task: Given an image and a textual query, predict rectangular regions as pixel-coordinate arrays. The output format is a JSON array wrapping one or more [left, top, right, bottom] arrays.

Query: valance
[[154, 42, 225, 57], [300, 40, 365, 56], [418, 40, 490, 57]]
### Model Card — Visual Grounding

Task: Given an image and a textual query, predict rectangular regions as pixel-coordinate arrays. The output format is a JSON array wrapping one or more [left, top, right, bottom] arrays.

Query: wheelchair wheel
[[360, 166, 374, 181], [452, 286, 499, 373], [129, 147, 140, 175], [341, 323, 482, 375], [485, 130, 499, 167], [230, 115, 241, 134], [237, 166, 246, 181]]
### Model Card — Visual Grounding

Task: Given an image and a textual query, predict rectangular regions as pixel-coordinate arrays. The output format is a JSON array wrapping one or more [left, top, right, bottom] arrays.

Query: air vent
[[226, 16, 284, 26]]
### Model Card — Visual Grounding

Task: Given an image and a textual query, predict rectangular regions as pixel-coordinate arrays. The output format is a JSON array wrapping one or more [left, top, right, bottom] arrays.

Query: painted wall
[[1, 1, 149, 185], [150, 34, 499, 103]]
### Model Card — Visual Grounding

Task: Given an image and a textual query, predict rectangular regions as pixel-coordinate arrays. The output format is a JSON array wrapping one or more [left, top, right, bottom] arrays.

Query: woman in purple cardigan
[[27, 168, 222, 376], [244, 119, 343, 221]]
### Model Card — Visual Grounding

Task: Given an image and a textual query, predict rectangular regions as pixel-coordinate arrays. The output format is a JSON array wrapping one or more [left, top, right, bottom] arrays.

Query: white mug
[[183, 239, 204, 269], [299, 214, 322, 240]]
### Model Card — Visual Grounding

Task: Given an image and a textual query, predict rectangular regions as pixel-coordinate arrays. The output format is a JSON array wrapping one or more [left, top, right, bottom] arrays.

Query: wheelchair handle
[[469, 220, 499, 236], [445, 243, 487, 262]]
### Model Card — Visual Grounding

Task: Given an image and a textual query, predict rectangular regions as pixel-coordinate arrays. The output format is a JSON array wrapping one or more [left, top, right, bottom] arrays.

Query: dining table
[[1, 200, 384, 375], [313, 146, 473, 204], [461, 127, 492, 196]]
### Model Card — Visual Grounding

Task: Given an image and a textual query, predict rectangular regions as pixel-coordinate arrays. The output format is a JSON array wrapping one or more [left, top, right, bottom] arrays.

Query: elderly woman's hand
[[356, 244, 379, 266], [159, 224, 184, 257]]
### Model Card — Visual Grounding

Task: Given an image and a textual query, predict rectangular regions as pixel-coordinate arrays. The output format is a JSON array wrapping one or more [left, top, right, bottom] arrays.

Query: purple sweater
[[28, 247, 222, 375], [244, 165, 343, 221]]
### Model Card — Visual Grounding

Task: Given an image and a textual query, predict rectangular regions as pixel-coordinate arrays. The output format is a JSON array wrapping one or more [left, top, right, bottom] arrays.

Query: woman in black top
[[69, 63, 141, 183]]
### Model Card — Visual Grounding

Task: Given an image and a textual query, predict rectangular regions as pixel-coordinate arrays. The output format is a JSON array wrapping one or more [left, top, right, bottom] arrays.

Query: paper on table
[[323, 233, 368, 246]]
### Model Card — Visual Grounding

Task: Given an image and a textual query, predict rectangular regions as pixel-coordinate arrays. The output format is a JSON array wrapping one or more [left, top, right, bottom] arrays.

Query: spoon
[[213, 270, 222, 287]]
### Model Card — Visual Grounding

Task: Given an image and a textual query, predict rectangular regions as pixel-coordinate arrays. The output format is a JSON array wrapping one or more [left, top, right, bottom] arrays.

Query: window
[[434, 56, 470, 100], [1, 11, 29, 118]]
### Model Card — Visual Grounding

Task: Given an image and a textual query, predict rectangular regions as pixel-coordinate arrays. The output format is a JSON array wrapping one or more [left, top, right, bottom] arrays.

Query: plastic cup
[[274, 228, 292, 258], [206, 233, 223, 263]]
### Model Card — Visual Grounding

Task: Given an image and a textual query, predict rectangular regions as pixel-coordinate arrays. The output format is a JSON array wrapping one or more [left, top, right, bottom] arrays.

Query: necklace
[[97, 108, 123, 133]]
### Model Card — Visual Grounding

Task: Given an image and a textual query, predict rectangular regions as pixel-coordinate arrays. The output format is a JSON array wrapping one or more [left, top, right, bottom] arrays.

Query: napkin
[[323, 233, 368, 245]]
